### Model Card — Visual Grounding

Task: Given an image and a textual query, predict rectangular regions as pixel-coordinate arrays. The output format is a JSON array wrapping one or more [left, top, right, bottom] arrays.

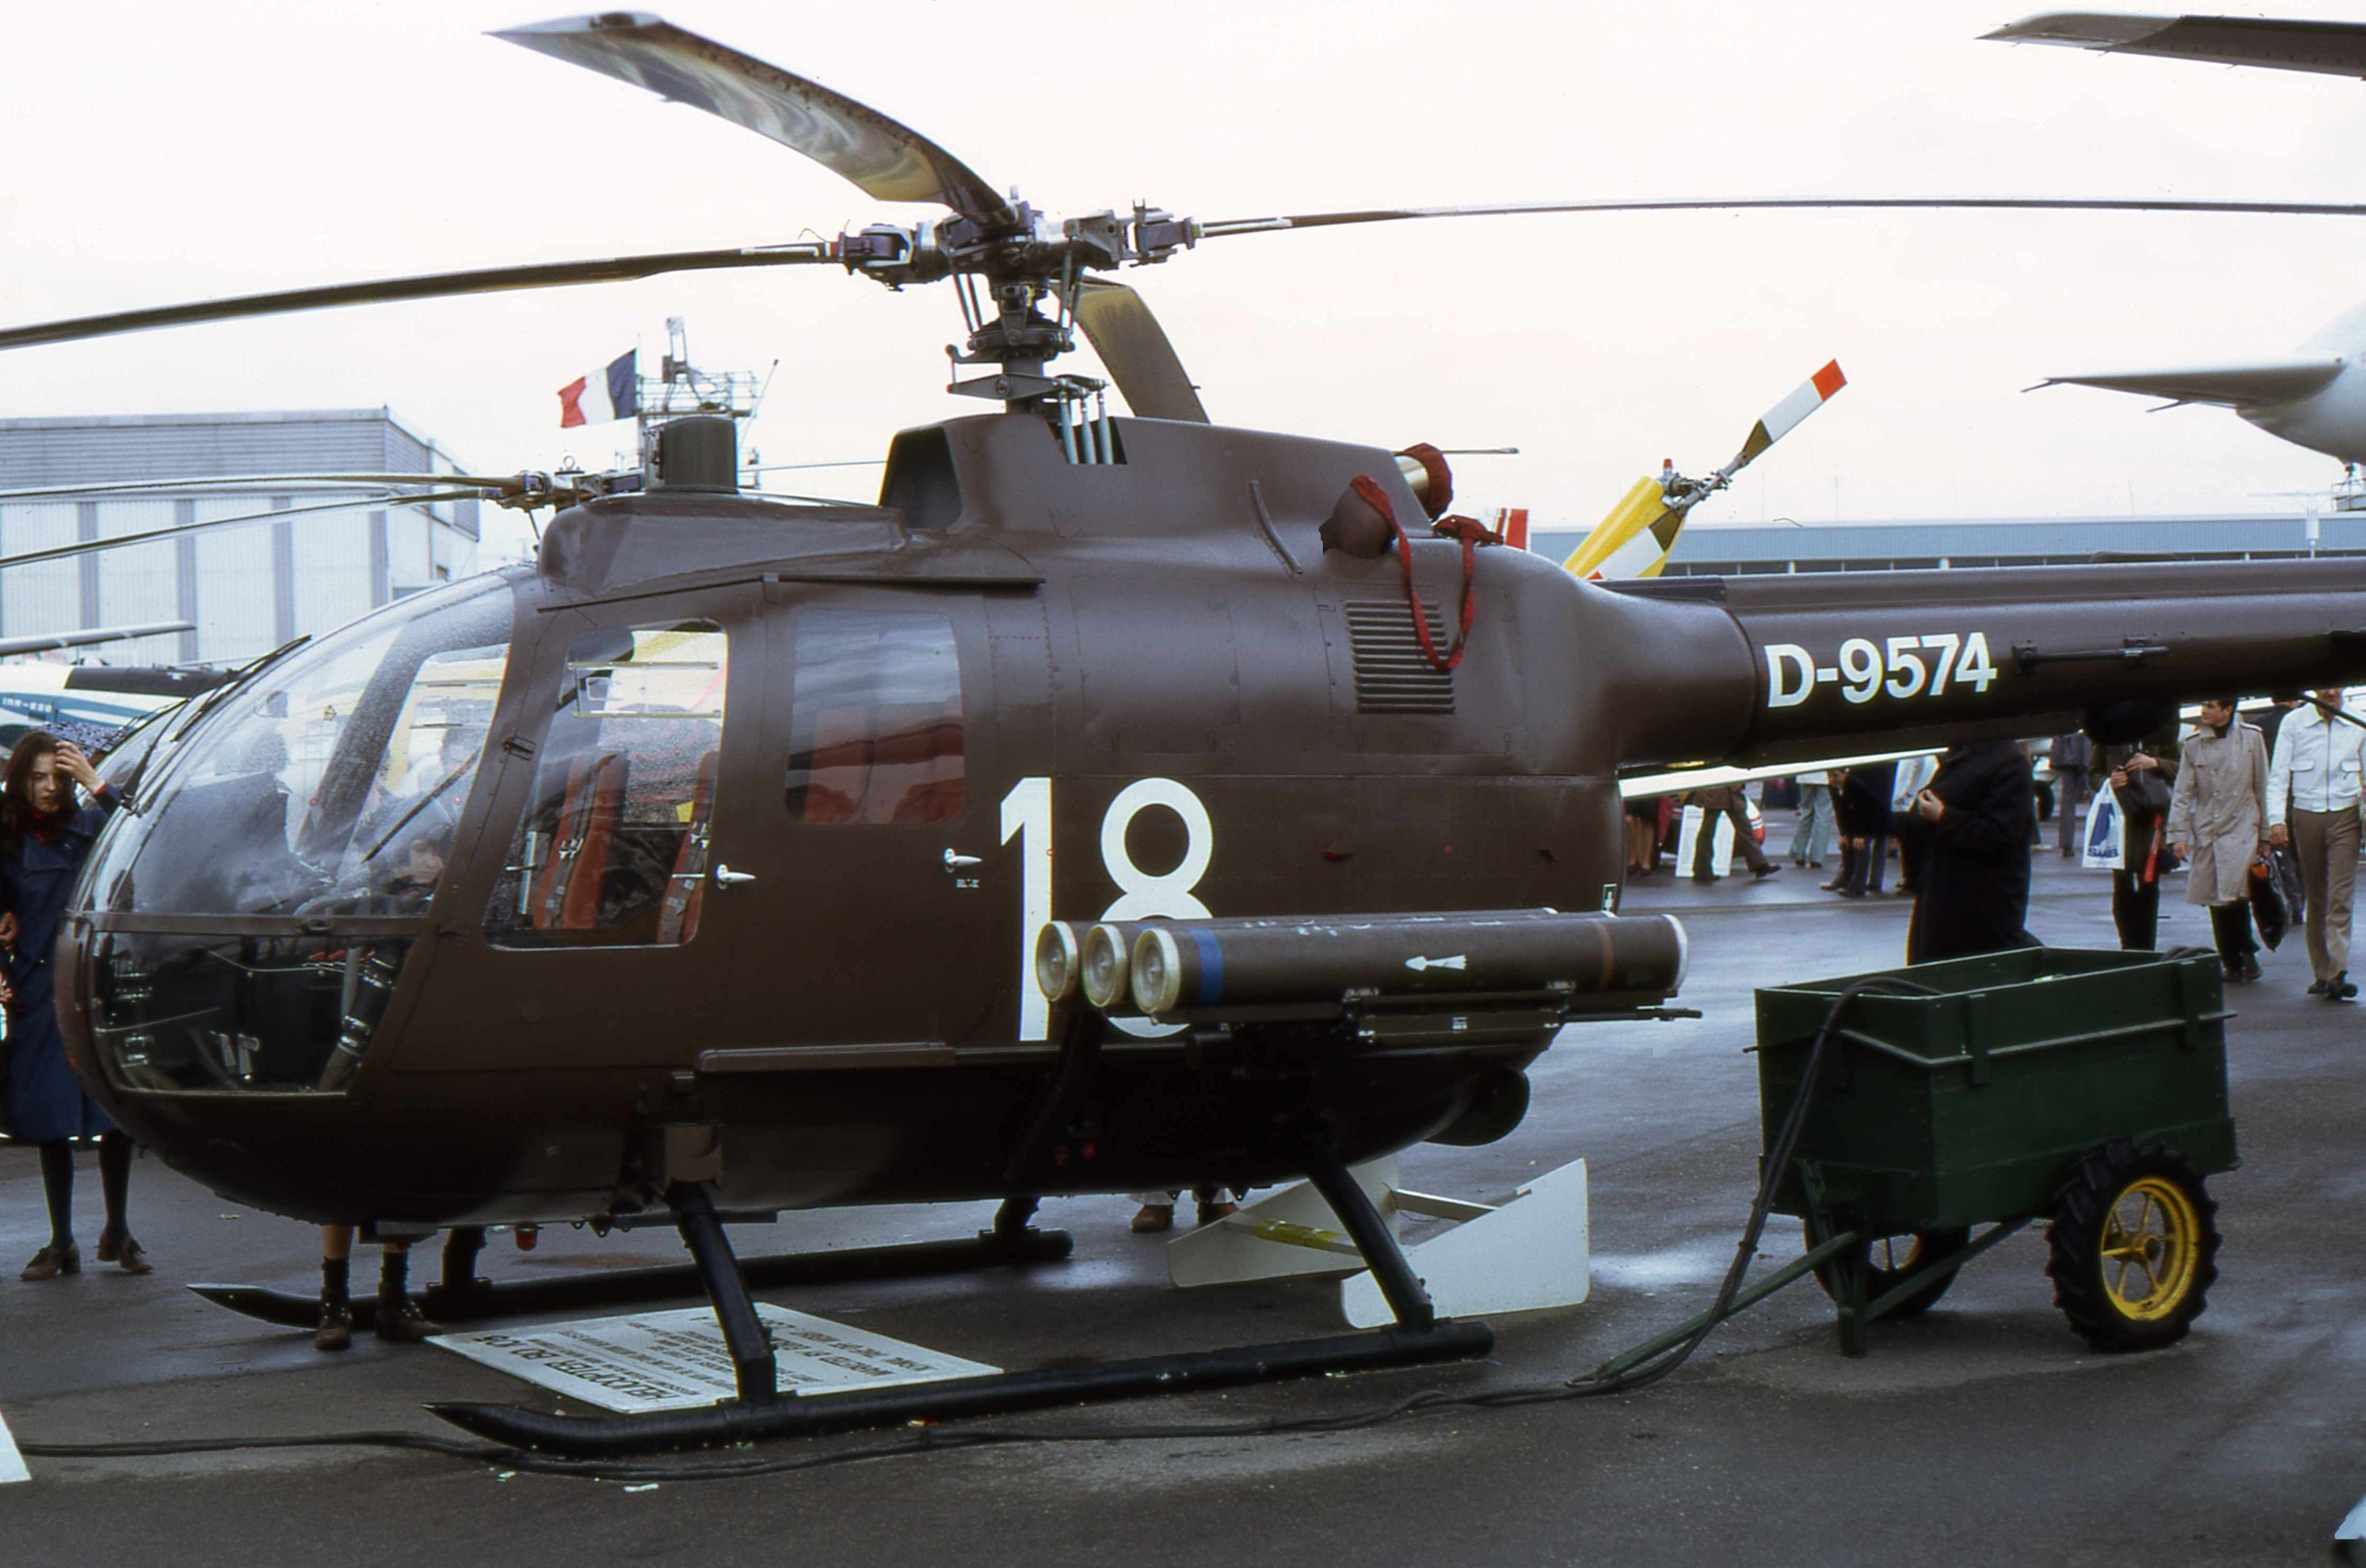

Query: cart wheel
[[1805, 1225, 1971, 1317], [2046, 1140, 2219, 1352]]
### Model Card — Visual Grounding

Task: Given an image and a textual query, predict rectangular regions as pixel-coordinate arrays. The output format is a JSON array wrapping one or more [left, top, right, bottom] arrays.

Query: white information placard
[[433, 1303, 1000, 1414]]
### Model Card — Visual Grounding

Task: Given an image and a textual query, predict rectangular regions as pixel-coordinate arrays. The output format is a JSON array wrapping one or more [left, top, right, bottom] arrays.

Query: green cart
[[1751, 947, 2237, 1356]]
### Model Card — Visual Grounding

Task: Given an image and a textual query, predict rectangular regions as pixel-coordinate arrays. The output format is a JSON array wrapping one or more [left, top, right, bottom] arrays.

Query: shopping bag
[[2273, 843, 2307, 929], [2080, 792, 2124, 871], [2250, 850, 2291, 950]]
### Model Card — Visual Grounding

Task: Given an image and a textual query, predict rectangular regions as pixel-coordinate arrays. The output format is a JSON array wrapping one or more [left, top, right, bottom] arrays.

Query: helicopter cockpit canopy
[[88, 574, 514, 918], [76, 574, 516, 1097]]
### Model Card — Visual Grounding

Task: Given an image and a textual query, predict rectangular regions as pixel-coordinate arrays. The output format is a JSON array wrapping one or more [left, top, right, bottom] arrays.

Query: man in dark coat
[[1833, 758, 1896, 897], [1906, 737, 2037, 964]]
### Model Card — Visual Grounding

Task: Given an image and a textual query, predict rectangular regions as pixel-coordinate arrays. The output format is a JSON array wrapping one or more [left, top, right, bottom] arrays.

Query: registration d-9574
[[1763, 632, 1997, 709]]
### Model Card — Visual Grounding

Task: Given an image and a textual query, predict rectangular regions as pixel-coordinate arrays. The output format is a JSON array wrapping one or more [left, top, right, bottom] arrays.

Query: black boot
[[2210, 903, 2260, 982], [375, 1247, 439, 1342], [316, 1256, 352, 1352]]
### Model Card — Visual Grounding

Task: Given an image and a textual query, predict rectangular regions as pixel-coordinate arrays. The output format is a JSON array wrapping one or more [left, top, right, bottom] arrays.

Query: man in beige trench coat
[[2168, 697, 2271, 983]]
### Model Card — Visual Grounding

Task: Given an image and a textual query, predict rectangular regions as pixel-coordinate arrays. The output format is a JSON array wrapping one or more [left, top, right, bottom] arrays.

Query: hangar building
[[0, 409, 479, 667]]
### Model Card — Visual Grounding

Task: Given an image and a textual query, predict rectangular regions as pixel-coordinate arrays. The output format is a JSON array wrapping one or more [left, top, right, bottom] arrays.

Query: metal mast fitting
[[635, 318, 770, 480]]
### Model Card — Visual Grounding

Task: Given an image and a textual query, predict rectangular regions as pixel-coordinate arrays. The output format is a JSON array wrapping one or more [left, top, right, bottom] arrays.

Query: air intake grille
[[1344, 601, 1455, 714]]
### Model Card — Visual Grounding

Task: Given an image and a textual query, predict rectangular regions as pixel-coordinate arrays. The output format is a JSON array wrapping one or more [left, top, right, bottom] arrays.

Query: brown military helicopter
[[14, 13, 2366, 1452]]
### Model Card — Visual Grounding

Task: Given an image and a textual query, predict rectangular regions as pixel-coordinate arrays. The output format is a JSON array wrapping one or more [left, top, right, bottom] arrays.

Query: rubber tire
[[2046, 1140, 2220, 1353], [1805, 1224, 1971, 1317]]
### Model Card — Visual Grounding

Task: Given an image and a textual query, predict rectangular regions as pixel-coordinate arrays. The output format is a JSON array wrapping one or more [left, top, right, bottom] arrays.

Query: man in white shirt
[[2267, 688, 2365, 1000]]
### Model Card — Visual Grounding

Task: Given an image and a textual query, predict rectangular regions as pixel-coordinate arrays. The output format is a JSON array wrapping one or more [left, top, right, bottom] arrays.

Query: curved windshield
[[86, 576, 516, 916], [94, 702, 181, 803]]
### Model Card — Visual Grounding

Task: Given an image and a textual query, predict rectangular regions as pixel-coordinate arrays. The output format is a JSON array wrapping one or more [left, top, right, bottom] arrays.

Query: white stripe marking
[[0, 1407, 31, 1484], [1756, 377, 1828, 446]]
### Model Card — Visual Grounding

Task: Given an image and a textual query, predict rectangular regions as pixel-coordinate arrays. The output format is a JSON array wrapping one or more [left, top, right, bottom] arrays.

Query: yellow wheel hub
[[2098, 1176, 2200, 1321]]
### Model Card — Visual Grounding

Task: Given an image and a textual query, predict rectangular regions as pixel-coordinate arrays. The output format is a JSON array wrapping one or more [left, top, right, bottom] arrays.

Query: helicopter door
[[725, 592, 1002, 1050], [396, 590, 758, 1070]]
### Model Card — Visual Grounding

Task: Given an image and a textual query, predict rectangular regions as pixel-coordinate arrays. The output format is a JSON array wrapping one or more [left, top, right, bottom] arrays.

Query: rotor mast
[[836, 200, 1198, 413]]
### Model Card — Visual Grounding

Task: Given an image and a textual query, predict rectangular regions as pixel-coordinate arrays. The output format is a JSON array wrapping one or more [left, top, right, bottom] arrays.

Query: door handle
[[943, 849, 982, 872], [713, 864, 756, 887]]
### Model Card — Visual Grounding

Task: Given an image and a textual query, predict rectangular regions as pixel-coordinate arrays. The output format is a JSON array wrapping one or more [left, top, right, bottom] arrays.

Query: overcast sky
[[8, 1, 2366, 561]]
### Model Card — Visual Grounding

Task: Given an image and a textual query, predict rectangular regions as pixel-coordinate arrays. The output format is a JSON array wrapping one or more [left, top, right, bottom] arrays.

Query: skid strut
[[428, 1156, 1491, 1458], [673, 1183, 777, 1403], [186, 1202, 1073, 1330]]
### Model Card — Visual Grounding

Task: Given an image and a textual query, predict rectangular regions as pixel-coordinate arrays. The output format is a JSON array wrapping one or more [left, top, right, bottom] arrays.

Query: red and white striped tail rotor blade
[[1730, 360, 1846, 471]]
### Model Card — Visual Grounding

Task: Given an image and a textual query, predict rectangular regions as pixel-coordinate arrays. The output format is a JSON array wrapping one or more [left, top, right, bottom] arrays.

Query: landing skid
[[430, 1322, 1492, 1458], [429, 1159, 1495, 1459], [186, 1202, 1074, 1332]]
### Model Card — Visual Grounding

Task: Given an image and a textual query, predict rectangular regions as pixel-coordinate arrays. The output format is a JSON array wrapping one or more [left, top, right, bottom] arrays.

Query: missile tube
[[1123, 909, 1688, 1017], [1079, 920, 1162, 1010]]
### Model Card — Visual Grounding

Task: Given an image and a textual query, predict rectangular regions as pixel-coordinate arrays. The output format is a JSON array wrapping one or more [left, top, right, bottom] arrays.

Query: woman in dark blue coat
[[0, 732, 148, 1280]]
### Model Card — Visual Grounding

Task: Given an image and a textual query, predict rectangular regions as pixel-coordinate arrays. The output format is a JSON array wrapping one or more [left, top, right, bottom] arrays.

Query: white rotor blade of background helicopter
[[0, 243, 830, 354], [1074, 280, 1210, 423], [0, 621, 195, 659], [493, 13, 1007, 220], [1199, 194, 2366, 237], [0, 491, 480, 572]]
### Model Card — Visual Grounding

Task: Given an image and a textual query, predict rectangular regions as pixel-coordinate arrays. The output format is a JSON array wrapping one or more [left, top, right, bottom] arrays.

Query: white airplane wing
[[1985, 13, 2366, 77], [2039, 356, 2344, 407]]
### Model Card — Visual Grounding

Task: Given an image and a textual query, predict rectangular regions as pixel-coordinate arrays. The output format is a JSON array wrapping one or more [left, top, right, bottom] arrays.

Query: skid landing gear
[[184, 1198, 1074, 1332], [428, 1161, 1494, 1459]]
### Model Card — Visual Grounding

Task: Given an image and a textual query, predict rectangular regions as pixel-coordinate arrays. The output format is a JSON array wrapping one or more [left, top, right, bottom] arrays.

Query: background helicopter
[[13, 9, 2366, 1445]]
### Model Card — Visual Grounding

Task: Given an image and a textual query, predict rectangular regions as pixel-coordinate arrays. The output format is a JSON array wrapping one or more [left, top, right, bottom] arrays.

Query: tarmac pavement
[[1, 827, 2360, 1565]]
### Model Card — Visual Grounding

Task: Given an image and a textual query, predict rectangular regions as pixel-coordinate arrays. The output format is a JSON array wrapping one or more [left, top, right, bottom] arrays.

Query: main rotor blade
[[0, 491, 479, 572], [1201, 195, 2366, 237], [1074, 280, 1209, 423], [1983, 13, 2366, 79], [0, 472, 524, 503], [494, 13, 1006, 221], [0, 243, 828, 354]]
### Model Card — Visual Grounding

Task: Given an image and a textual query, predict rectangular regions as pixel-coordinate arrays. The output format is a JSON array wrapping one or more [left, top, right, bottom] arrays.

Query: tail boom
[[1602, 558, 2366, 768]]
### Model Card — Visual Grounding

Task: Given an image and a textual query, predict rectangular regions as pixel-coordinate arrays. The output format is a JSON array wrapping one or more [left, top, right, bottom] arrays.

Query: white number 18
[[1000, 776, 1217, 1041]]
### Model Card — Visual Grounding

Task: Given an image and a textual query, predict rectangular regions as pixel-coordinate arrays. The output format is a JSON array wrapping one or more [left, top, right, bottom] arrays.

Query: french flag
[[558, 350, 639, 428]]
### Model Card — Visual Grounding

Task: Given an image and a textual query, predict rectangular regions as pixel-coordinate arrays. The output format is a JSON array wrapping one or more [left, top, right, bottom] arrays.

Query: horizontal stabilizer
[[1984, 13, 2366, 78], [2040, 356, 2344, 407]]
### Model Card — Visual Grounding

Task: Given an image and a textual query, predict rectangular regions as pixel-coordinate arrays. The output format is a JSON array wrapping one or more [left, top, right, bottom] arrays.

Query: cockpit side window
[[483, 620, 726, 948], [783, 610, 964, 825]]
